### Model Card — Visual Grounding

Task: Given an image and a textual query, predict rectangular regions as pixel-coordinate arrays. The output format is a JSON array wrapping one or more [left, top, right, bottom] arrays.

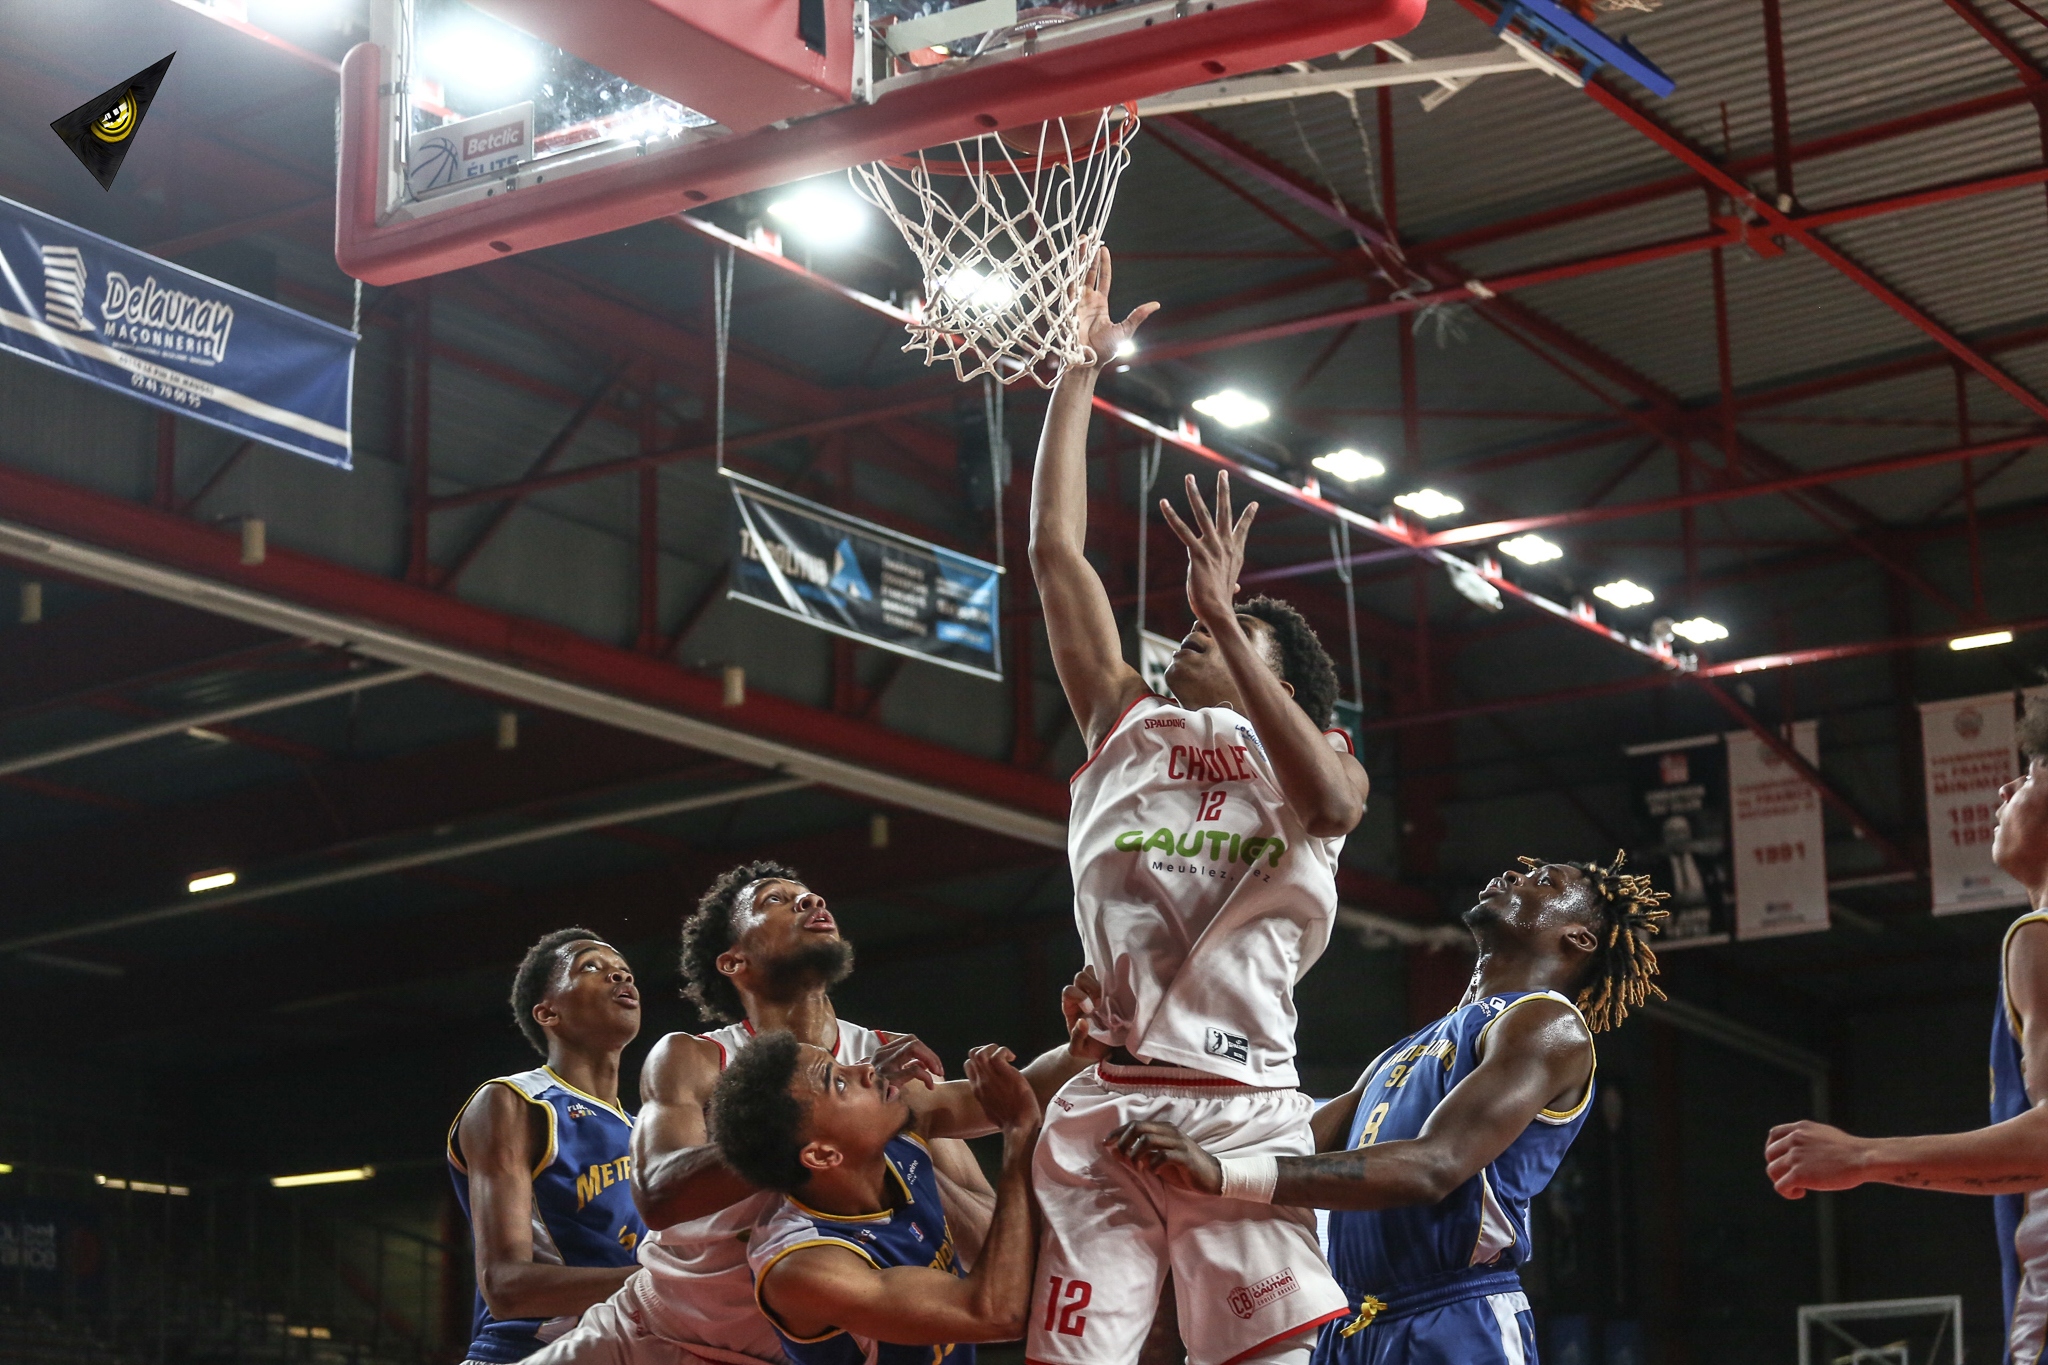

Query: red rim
[[878, 102, 1140, 177]]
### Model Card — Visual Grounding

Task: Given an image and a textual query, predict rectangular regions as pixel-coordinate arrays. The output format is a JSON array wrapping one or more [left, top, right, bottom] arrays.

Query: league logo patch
[[1204, 1028, 1250, 1065], [1227, 1268, 1300, 1320], [565, 1102, 598, 1120]]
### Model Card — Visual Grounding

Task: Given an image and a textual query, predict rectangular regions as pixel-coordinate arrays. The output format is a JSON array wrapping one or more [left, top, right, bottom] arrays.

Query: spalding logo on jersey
[[1205, 1027, 1251, 1065]]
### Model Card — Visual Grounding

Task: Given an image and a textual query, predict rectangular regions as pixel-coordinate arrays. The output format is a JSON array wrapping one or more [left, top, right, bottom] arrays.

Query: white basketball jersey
[[634, 1018, 887, 1365], [1067, 692, 1351, 1087]]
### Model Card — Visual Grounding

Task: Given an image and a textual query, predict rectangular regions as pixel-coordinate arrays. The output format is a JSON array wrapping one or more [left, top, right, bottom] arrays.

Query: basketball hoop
[[850, 102, 1140, 387]]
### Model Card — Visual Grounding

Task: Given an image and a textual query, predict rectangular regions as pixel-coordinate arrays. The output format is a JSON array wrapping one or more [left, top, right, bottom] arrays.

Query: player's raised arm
[[1028, 248, 1159, 750], [1107, 998, 1592, 1209], [632, 1032, 756, 1229], [1160, 472, 1369, 837]]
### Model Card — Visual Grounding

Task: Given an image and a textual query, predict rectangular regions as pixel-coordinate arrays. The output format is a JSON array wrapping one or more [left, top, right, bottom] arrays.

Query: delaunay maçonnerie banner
[[727, 468, 1004, 681], [0, 194, 354, 468]]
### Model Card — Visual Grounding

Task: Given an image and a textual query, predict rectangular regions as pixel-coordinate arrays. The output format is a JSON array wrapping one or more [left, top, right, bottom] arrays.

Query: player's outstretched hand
[[966, 1044, 1042, 1139], [1104, 1120, 1222, 1195], [1160, 471, 1257, 631], [1764, 1119, 1871, 1199], [1074, 247, 1158, 370], [875, 1033, 945, 1091], [1061, 966, 1111, 1063]]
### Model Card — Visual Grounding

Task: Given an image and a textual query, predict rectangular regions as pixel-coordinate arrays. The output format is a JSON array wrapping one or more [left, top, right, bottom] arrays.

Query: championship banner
[[0, 194, 354, 467], [1625, 735, 1732, 947], [1727, 720, 1829, 940], [727, 470, 1002, 680], [1923, 691, 2033, 916]]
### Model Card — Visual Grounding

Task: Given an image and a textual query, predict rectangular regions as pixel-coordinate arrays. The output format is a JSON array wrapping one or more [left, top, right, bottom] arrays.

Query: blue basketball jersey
[[1323, 991, 1593, 1312], [749, 1133, 972, 1365], [447, 1067, 647, 1362], [1992, 911, 2048, 1363]]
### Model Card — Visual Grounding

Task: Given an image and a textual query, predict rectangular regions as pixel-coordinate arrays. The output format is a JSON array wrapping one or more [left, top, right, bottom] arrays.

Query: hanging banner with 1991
[[1726, 720, 1829, 940], [1923, 690, 2038, 915], [726, 470, 1003, 680]]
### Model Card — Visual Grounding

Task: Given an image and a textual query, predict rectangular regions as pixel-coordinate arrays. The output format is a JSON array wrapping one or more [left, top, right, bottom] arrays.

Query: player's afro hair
[[2022, 695, 2048, 762], [708, 1029, 813, 1192], [1239, 595, 1341, 731], [511, 926, 602, 1057], [679, 861, 803, 1024]]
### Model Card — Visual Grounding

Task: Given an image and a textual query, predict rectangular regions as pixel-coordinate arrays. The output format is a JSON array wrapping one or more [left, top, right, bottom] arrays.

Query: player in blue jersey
[[712, 1031, 1050, 1365], [1104, 853, 1671, 1365], [1769, 699, 2048, 1364], [450, 928, 650, 1364]]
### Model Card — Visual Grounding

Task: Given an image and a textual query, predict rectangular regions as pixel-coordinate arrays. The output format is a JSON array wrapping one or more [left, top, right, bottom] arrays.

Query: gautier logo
[[1115, 828, 1288, 867], [1227, 1268, 1300, 1320]]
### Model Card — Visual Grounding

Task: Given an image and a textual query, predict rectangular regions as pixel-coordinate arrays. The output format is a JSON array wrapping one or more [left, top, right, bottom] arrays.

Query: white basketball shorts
[[522, 1271, 761, 1365], [1027, 1064, 1349, 1365]]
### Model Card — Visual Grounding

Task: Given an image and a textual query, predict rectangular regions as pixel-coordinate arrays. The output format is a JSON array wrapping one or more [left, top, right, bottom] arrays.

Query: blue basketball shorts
[[1309, 1291, 1537, 1365]]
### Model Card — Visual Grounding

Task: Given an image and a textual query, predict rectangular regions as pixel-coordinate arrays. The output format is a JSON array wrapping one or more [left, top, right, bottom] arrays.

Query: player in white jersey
[[528, 860, 1081, 1365], [1024, 249, 1372, 1365]]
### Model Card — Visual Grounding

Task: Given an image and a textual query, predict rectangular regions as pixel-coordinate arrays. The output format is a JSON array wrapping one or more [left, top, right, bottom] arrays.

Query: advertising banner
[[0, 194, 354, 466], [1727, 720, 1829, 940], [1923, 691, 2033, 916], [1625, 735, 1732, 947], [408, 102, 534, 196], [728, 470, 1002, 680]]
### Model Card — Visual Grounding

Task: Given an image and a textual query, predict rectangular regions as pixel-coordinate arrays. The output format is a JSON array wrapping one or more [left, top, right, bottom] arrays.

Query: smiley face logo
[[91, 92, 138, 144]]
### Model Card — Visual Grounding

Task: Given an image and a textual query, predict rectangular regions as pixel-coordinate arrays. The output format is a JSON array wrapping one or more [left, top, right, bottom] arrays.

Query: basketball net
[[850, 104, 1138, 387]]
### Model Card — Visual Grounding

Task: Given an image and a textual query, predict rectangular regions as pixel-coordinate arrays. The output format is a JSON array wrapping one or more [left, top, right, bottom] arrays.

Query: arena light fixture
[[0, 1163, 12, 1175], [1671, 617, 1729, 644], [765, 185, 867, 246], [1312, 448, 1386, 484], [1191, 389, 1271, 429], [940, 264, 1018, 312], [187, 869, 237, 894], [1498, 534, 1563, 565], [1949, 630, 2015, 651], [1592, 579, 1655, 609], [272, 1166, 376, 1189], [1113, 338, 1138, 359], [419, 20, 537, 101], [96, 1175, 189, 1196], [1392, 488, 1464, 521]]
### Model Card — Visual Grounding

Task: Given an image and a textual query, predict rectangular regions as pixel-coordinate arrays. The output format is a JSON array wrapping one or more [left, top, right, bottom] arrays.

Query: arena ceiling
[[0, 0, 2045, 1175]]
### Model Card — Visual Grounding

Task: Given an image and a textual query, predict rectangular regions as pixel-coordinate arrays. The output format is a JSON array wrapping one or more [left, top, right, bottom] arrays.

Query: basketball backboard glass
[[337, 0, 1430, 286]]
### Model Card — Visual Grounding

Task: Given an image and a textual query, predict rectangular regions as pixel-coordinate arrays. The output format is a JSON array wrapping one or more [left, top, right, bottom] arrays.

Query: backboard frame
[[337, 0, 1427, 286]]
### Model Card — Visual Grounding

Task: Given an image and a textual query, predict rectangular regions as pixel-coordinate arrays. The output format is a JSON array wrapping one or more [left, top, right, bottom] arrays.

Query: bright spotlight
[[1671, 617, 1729, 644], [1312, 449, 1386, 484], [419, 21, 538, 102], [272, 1166, 376, 1189], [187, 869, 238, 894], [1392, 488, 1464, 521], [1113, 338, 1138, 359], [940, 264, 1018, 311], [1498, 534, 1563, 565], [1592, 579, 1655, 609], [765, 186, 867, 245], [1949, 630, 2014, 651], [1191, 389, 1271, 429]]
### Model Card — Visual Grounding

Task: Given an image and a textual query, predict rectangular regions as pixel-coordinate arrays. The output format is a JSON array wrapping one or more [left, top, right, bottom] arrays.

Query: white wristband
[[1217, 1154, 1278, 1203]]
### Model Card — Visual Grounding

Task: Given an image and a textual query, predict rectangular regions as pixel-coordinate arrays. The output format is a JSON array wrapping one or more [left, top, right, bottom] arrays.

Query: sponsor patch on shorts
[[1205, 1027, 1250, 1065], [1227, 1267, 1300, 1320]]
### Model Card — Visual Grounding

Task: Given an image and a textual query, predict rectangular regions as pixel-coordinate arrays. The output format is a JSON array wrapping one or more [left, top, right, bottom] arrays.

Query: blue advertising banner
[[0, 194, 354, 467], [727, 469, 1002, 680]]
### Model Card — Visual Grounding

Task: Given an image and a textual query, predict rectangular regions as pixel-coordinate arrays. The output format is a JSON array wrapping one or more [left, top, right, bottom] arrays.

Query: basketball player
[[527, 861, 1092, 1365], [1024, 248, 1369, 1365], [1106, 854, 1671, 1365], [450, 929, 649, 1363], [714, 1033, 1046, 1365], [1768, 698, 2048, 1364]]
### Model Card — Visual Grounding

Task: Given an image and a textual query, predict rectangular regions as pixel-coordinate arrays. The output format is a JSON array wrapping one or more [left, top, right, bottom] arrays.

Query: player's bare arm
[[631, 1031, 756, 1229], [758, 1046, 1044, 1344], [1028, 247, 1159, 750], [1107, 1000, 1592, 1208], [460, 1082, 637, 1317], [1768, 919, 2048, 1198], [1159, 472, 1369, 837], [903, 1006, 1109, 1141]]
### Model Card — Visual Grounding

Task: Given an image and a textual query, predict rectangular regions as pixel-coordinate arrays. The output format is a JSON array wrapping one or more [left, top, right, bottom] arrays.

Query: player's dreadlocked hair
[[1551, 851, 1670, 1033], [1238, 595, 1340, 731], [679, 861, 803, 1024]]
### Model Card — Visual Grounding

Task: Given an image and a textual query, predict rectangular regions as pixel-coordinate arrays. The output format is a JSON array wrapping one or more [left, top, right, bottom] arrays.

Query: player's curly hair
[[511, 926, 603, 1057], [1238, 595, 1341, 731], [708, 1029, 813, 1192], [1550, 851, 1670, 1033], [2021, 696, 2048, 762], [679, 861, 803, 1024]]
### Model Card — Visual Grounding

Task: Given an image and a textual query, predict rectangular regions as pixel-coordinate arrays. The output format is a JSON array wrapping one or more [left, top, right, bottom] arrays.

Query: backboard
[[336, 0, 1428, 286]]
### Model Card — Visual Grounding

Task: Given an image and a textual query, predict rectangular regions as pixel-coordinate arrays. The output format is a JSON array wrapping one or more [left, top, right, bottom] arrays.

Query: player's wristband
[[1217, 1154, 1278, 1203]]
